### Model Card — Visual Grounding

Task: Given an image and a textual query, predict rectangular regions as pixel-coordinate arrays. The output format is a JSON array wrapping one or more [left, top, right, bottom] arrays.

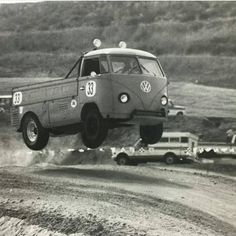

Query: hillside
[[0, 2, 236, 88]]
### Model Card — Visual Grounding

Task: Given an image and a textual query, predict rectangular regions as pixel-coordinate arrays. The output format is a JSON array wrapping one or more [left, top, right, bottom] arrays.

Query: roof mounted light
[[93, 39, 101, 48], [119, 41, 127, 48]]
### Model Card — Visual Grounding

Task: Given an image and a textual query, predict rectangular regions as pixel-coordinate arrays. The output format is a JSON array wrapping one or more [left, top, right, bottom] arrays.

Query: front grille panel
[[10, 107, 20, 127]]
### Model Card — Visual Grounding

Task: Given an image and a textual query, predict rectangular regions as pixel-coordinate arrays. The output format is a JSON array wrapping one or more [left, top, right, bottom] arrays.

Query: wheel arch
[[18, 111, 39, 132], [115, 152, 129, 161], [176, 111, 183, 116], [163, 152, 177, 158], [81, 102, 100, 121]]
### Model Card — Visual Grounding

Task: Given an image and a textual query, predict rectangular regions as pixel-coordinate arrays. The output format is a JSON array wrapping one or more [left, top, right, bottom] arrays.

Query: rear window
[[181, 137, 189, 143]]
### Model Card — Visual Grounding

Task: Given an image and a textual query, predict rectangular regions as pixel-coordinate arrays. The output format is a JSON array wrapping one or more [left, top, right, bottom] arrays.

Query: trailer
[[197, 135, 236, 158]]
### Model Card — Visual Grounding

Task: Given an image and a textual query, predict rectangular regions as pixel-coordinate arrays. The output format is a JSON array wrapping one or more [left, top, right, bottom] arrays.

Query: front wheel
[[22, 114, 49, 150], [81, 108, 108, 149], [140, 123, 163, 144]]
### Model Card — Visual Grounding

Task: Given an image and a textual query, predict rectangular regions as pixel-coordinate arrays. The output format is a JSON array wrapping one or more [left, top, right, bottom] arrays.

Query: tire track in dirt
[[0, 169, 235, 236]]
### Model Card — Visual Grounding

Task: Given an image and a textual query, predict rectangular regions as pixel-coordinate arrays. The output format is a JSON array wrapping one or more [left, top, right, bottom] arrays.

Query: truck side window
[[181, 137, 188, 143], [170, 137, 180, 143], [82, 58, 100, 76], [160, 137, 168, 142], [100, 57, 109, 74]]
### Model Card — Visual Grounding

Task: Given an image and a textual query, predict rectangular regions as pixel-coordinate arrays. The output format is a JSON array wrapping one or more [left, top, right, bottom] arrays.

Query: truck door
[[78, 56, 112, 116], [48, 77, 79, 126]]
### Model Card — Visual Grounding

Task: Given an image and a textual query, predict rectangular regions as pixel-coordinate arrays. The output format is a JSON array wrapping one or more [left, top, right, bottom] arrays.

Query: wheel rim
[[118, 157, 127, 165], [27, 119, 38, 143], [166, 156, 174, 164]]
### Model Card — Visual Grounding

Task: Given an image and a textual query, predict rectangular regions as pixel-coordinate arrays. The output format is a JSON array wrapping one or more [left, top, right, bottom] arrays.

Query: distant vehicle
[[111, 132, 199, 165], [197, 136, 236, 158], [10, 39, 168, 150], [0, 94, 12, 113], [168, 99, 186, 117]]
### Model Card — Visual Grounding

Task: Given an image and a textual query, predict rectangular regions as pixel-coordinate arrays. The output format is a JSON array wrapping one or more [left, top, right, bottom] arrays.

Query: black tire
[[164, 153, 176, 165], [176, 112, 183, 117], [116, 154, 129, 165], [22, 114, 49, 150], [81, 108, 108, 149], [140, 123, 163, 144]]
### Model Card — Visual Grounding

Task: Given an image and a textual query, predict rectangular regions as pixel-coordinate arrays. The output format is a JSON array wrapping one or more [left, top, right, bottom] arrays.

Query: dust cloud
[[0, 112, 139, 167]]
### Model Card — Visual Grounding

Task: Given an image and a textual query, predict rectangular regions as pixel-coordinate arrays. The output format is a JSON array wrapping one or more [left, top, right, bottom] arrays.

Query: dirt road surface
[[0, 164, 235, 236]]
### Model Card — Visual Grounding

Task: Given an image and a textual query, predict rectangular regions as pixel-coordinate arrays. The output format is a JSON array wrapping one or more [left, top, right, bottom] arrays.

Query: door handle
[[80, 86, 85, 91]]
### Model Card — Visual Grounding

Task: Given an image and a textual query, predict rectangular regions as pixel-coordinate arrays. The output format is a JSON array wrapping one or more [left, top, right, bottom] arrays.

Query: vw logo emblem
[[140, 81, 151, 93]]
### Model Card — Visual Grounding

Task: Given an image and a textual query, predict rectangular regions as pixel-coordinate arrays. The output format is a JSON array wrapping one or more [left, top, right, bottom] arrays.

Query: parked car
[[111, 132, 199, 165], [168, 99, 186, 117]]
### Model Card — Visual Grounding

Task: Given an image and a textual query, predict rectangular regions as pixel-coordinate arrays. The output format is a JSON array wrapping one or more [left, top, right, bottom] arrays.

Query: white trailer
[[197, 135, 236, 158]]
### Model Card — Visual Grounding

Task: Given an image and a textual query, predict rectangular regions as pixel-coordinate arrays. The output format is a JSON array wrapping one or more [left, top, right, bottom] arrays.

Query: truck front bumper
[[131, 109, 167, 125]]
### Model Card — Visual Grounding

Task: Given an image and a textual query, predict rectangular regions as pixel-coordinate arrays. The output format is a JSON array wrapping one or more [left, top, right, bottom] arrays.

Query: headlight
[[119, 93, 129, 103], [161, 96, 168, 106]]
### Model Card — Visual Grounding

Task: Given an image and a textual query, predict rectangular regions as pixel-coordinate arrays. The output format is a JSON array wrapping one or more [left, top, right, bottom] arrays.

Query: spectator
[[226, 129, 234, 145]]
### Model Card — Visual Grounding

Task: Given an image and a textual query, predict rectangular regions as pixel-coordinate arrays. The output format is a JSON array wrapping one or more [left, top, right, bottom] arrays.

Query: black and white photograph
[[0, 0, 236, 235]]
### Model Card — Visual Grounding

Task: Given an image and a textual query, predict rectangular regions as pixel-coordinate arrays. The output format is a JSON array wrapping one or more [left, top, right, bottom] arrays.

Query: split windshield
[[139, 58, 164, 77], [110, 55, 164, 77], [110, 56, 141, 75]]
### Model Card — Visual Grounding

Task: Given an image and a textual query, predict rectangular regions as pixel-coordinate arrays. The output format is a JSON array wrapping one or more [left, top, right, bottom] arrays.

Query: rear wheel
[[164, 153, 176, 165], [81, 108, 108, 149], [140, 123, 163, 144], [176, 112, 183, 117], [22, 114, 49, 150]]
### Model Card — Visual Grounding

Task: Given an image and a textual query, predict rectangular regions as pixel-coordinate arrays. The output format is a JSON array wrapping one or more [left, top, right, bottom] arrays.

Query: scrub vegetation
[[0, 2, 236, 88]]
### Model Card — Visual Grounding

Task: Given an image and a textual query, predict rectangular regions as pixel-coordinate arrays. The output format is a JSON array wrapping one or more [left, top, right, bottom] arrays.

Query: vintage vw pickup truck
[[11, 40, 168, 150]]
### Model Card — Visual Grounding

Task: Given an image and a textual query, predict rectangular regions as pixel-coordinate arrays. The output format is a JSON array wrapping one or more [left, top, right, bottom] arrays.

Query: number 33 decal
[[86, 81, 96, 97]]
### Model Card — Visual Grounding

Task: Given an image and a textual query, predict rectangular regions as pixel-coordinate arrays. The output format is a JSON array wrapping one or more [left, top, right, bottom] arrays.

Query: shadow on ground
[[35, 167, 190, 189]]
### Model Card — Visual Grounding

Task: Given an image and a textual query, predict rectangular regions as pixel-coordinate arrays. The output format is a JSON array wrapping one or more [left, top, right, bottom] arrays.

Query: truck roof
[[85, 48, 157, 58], [162, 132, 199, 139]]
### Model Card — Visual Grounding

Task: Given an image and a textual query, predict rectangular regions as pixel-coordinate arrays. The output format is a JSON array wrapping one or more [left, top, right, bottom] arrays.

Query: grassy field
[[169, 82, 236, 118], [1, 53, 236, 89], [0, 2, 236, 88]]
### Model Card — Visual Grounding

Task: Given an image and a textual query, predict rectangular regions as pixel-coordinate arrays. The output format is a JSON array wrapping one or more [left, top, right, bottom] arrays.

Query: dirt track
[[0, 164, 235, 236]]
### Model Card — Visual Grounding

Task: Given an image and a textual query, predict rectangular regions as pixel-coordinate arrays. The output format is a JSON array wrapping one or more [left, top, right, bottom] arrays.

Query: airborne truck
[[10, 40, 168, 150]]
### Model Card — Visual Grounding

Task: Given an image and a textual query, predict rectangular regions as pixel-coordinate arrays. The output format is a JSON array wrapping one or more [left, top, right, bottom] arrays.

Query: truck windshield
[[110, 56, 141, 75], [139, 58, 164, 77]]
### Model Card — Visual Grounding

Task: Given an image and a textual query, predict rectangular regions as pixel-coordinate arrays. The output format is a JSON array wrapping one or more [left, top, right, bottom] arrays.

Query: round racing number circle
[[86, 81, 96, 97], [71, 99, 77, 108], [13, 92, 23, 105]]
